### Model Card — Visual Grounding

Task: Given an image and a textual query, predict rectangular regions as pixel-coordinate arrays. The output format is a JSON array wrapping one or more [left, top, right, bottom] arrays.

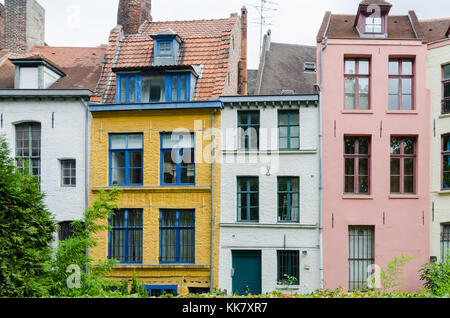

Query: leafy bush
[[0, 136, 56, 297], [420, 255, 450, 297]]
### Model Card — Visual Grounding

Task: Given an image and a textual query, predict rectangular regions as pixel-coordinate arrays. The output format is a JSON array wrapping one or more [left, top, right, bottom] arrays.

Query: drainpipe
[[318, 37, 328, 290], [210, 108, 217, 293], [81, 97, 90, 272]]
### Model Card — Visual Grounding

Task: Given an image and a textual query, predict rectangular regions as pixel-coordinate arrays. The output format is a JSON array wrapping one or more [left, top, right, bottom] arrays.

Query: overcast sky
[[1, 0, 449, 69]]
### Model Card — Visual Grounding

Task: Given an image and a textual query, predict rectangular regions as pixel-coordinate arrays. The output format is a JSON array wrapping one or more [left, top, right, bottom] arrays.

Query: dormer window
[[365, 17, 382, 33], [10, 56, 65, 89], [116, 72, 194, 104], [150, 29, 183, 66]]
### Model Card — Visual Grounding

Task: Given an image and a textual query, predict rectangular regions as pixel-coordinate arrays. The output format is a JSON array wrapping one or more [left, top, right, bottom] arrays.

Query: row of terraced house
[[0, 0, 449, 296]]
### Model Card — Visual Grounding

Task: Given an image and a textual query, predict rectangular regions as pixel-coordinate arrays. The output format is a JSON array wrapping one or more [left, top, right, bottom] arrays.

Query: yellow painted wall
[[89, 109, 221, 295]]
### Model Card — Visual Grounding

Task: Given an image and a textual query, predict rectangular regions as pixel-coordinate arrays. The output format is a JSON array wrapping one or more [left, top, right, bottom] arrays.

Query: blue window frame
[[159, 210, 195, 264], [278, 110, 300, 150], [108, 209, 143, 264], [109, 134, 143, 187], [145, 285, 177, 297], [237, 177, 259, 222], [160, 133, 195, 186], [278, 177, 300, 223], [277, 250, 300, 285], [116, 73, 190, 104], [238, 111, 260, 150]]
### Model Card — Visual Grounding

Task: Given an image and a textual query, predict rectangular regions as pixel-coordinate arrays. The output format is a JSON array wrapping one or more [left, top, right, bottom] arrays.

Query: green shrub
[[420, 255, 450, 297]]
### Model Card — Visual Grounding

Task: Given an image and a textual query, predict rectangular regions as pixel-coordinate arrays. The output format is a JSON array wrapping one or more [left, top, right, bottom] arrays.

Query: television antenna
[[245, 0, 279, 59]]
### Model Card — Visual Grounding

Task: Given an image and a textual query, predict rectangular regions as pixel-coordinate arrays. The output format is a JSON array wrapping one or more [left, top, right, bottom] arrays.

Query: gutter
[[210, 109, 217, 293], [318, 36, 328, 290]]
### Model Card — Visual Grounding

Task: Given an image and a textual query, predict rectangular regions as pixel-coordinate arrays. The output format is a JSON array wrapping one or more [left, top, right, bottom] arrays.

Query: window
[[442, 134, 450, 189], [117, 73, 190, 104], [365, 16, 382, 33], [161, 133, 195, 185], [157, 41, 172, 56], [109, 209, 143, 264], [15, 122, 41, 182], [344, 59, 370, 110], [159, 210, 195, 264], [109, 134, 143, 186], [237, 177, 259, 222], [142, 76, 166, 103], [278, 177, 300, 222], [443, 65, 450, 114], [278, 110, 300, 150], [277, 250, 300, 285], [238, 111, 260, 150], [349, 226, 374, 291], [442, 224, 450, 261], [304, 62, 316, 72], [388, 59, 414, 110], [61, 159, 76, 187], [19, 67, 39, 89], [145, 285, 177, 297], [58, 221, 76, 241], [344, 137, 370, 194], [390, 137, 416, 194]]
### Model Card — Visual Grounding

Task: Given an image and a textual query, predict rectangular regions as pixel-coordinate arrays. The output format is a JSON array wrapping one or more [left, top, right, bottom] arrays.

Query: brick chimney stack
[[118, 0, 152, 35], [0, 3, 5, 49], [238, 6, 248, 95], [3, 0, 45, 54]]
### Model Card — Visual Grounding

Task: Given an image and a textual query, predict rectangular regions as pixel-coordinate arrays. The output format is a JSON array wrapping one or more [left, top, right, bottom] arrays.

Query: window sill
[[106, 264, 210, 270], [342, 194, 373, 200], [389, 194, 419, 199], [341, 110, 374, 114], [386, 110, 418, 115], [435, 190, 450, 195], [439, 113, 450, 119]]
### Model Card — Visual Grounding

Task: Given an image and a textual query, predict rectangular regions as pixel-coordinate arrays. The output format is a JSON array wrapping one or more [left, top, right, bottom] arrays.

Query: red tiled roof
[[92, 17, 239, 103], [420, 18, 450, 43], [0, 46, 106, 91]]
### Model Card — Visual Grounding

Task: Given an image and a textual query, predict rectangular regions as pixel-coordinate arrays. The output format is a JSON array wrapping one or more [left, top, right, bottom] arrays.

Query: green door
[[232, 250, 262, 295]]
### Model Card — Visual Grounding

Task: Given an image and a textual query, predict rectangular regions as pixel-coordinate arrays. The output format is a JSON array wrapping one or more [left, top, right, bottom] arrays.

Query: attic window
[[304, 62, 316, 72], [157, 41, 173, 57], [365, 17, 382, 33]]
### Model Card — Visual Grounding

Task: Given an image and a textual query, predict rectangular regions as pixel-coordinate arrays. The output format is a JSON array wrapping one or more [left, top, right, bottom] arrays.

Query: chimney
[[0, 3, 5, 49], [117, 0, 152, 35], [3, 0, 45, 54], [238, 6, 248, 95]]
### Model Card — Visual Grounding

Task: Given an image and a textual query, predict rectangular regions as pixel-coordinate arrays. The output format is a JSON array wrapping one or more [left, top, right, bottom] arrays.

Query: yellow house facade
[[89, 105, 222, 295]]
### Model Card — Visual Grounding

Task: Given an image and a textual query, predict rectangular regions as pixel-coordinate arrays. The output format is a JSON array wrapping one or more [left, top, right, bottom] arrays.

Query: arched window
[[15, 122, 41, 182]]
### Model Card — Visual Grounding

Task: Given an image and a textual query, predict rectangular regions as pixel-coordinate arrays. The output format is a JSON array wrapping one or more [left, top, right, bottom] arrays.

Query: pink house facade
[[316, 0, 430, 291]]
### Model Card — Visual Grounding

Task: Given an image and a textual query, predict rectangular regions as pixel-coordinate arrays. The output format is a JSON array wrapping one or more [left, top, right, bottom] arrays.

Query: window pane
[[128, 135, 143, 149], [402, 78, 412, 94], [180, 75, 187, 102], [404, 176, 414, 193], [279, 113, 289, 125], [290, 112, 299, 125], [345, 158, 355, 175], [444, 82, 450, 98], [359, 158, 369, 175], [444, 65, 450, 81], [391, 158, 400, 175], [402, 95, 412, 110], [142, 76, 165, 102], [345, 95, 355, 110], [161, 210, 177, 227], [345, 137, 356, 154], [390, 176, 400, 193], [179, 211, 195, 227], [345, 60, 356, 74], [111, 152, 125, 168], [129, 168, 143, 184], [180, 166, 195, 184], [389, 78, 399, 94], [345, 176, 355, 193], [390, 138, 401, 154], [389, 95, 399, 110], [389, 61, 399, 75], [111, 135, 126, 149], [403, 138, 415, 154], [129, 77, 135, 102], [402, 60, 413, 75], [111, 169, 125, 185], [172, 76, 178, 101], [358, 176, 369, 194], [163, 151, 177, 184], [444, 135, 450, 152], [404, 158, 414, 175], [278, 178, 288, 191], [121, 77, 127, 103], [358, 60, 370, 75], [345, 78, 355, 93], [359, 138, 370, 154], [249, 177, 259, 191], [290, 137, 300, 150]]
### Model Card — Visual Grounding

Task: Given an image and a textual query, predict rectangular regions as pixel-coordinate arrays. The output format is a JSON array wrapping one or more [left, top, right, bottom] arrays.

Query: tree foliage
[[0, 136, 56, 297]]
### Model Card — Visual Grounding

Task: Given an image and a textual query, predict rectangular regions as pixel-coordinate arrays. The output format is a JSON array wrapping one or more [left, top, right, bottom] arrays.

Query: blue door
[[232, 250, 262, 295]]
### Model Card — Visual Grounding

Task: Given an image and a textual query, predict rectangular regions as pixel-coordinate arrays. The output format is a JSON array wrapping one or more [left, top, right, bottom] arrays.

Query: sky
[[1, 0, 449, 69]]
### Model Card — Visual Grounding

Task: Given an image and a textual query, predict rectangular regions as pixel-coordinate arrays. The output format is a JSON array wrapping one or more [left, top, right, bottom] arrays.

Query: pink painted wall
[[318, 39, 430, 291]]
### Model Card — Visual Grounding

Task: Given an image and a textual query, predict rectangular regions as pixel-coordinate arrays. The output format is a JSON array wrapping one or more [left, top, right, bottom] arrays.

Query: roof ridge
[[148, 17, 236, 24], [419, 17, 450, 22]]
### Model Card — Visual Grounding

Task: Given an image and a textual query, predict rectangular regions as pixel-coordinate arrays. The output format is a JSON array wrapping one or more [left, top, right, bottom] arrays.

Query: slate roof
[[420, 18, 450, 43], [0, 46, 106, 91], [92, 16, 239, 103], [250, 38, 317, 95]]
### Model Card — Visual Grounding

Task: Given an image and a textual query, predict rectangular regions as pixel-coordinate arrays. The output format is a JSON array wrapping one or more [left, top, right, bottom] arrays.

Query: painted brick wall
[[89, 109, 222, 294], [0, 3, 5, 49], [218, 105, 321, 294]]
